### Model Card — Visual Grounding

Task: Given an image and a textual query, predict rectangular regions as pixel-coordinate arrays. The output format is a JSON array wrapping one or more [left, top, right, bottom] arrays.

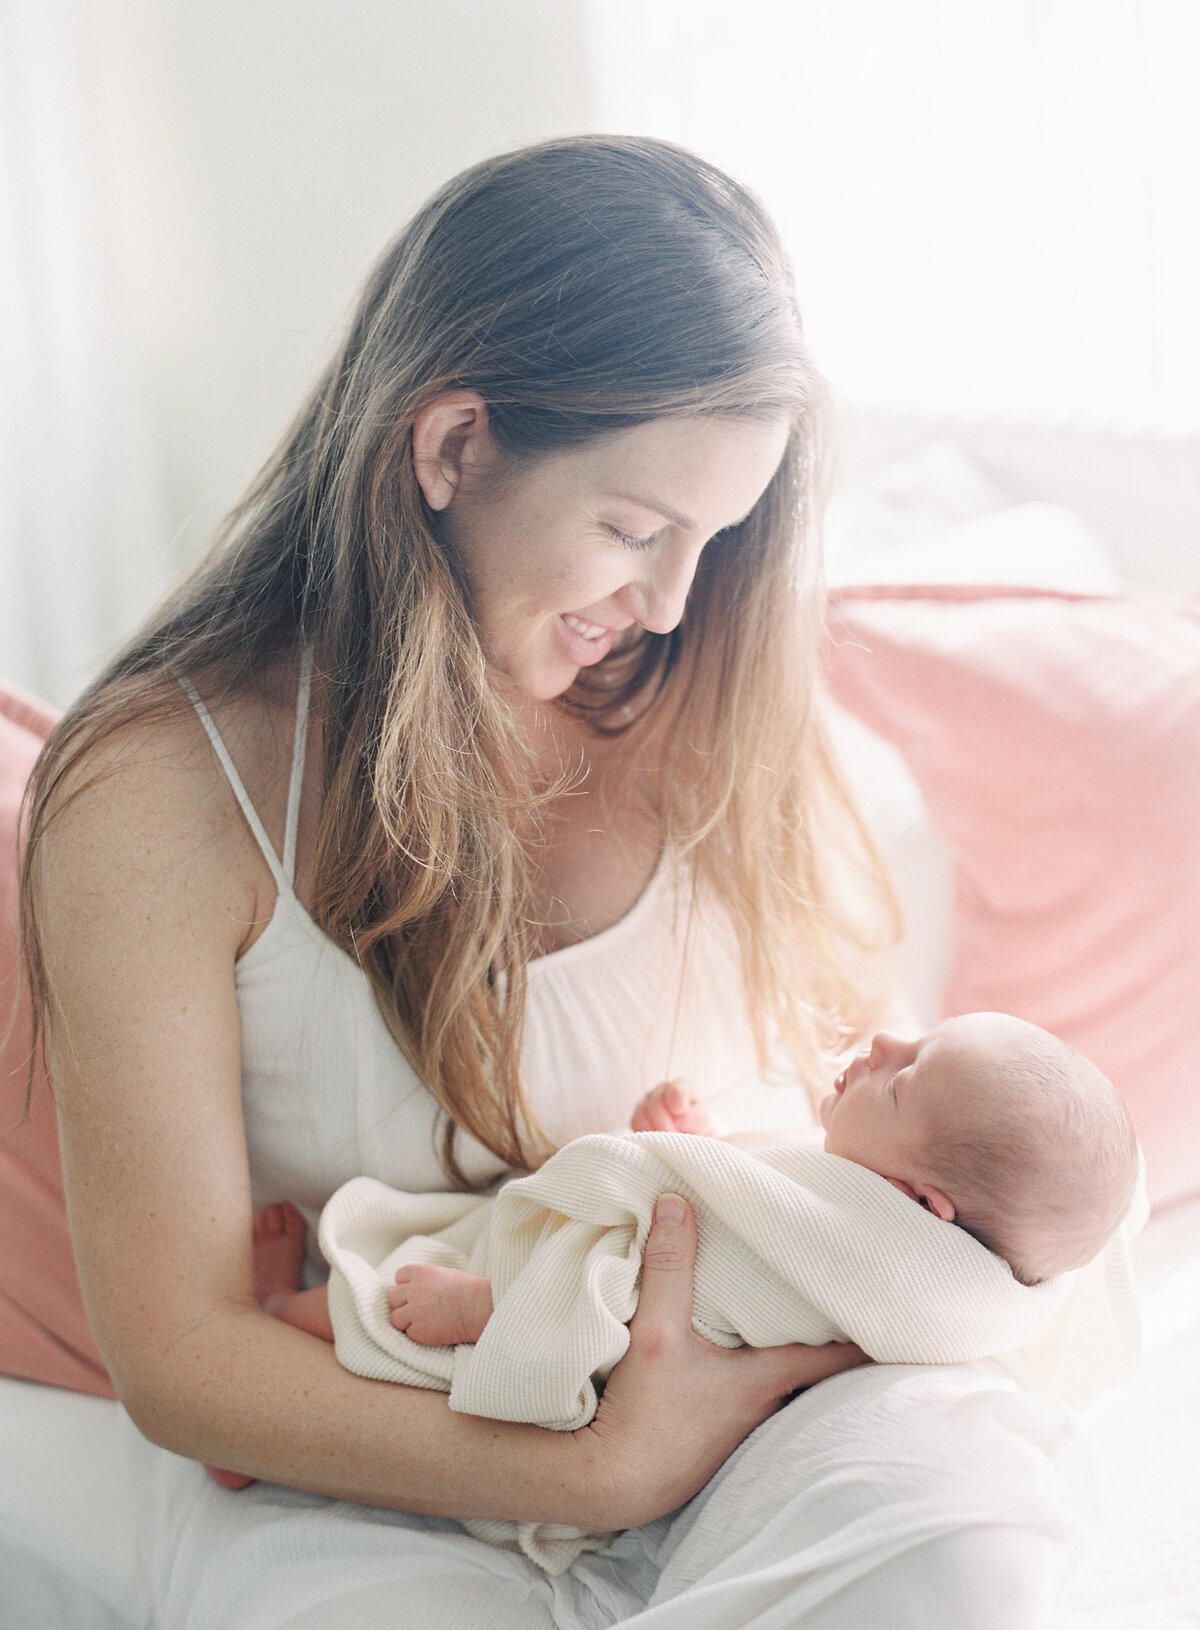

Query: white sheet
[[0, 1380, 141, 1629], [112, 1353, 1092, 1629], [1056, 1195, 1200, 1628], [2, 1197, 1191, 1627]]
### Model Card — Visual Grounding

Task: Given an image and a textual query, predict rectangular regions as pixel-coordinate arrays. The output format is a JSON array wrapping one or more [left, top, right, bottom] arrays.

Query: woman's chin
[[485, 652, 576, 707], [518, 668, 581, 705]]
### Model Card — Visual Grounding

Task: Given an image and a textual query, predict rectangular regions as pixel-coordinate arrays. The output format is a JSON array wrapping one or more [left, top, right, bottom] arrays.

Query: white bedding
[[1, 1196, 1196, 1628], [1056, 1196, 1200, 1627], [0, 1379, 140, 1629]]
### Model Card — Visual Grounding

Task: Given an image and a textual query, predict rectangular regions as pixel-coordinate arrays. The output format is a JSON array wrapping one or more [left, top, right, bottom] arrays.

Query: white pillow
[[824, 439, 1011, 575], [828, 501, 1122, 593]]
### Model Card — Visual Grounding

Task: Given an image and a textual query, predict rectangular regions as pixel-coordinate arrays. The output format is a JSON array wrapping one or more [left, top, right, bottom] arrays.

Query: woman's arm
[[38, 718, 861, 1533]]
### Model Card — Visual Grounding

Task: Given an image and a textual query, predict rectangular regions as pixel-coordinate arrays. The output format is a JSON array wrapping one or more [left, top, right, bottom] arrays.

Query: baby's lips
[[836, 1050, 872, 1094]]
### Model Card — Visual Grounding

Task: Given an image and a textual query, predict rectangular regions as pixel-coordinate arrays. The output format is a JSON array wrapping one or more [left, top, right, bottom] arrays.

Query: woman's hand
[[572, 1193, 868, 1532]]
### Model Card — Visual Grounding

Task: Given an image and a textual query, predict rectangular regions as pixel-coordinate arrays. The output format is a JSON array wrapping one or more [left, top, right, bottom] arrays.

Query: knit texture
[[319, 1131, 1140, 1572]]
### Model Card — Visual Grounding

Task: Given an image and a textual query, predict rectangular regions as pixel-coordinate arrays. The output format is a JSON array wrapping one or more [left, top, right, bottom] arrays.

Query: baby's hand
[[631, 1078, 719, 1136]]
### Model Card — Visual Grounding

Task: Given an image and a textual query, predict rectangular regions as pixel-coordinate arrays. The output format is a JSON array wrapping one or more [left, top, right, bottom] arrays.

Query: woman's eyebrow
[[606, 492, 757, 533], [606, 491, 695, 530]]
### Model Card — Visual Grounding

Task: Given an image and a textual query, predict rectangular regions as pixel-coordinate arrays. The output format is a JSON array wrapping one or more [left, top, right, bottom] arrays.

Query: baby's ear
[[886, 1176, 956, 1222]]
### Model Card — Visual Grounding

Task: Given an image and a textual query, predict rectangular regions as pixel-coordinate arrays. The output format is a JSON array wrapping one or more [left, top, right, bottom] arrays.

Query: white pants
[[127, 1361, 1093, 1630]]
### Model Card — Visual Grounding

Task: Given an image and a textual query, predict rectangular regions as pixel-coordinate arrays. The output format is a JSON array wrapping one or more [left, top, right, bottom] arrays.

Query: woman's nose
[[620, 542, 702, 635]]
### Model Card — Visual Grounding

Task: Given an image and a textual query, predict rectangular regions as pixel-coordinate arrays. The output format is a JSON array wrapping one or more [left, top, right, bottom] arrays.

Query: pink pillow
[[0, 680, 114, 1397], [824, 585, 1200, 1210]]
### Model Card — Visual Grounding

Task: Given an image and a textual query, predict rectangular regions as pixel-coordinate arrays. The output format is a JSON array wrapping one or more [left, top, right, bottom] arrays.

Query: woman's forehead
[[567, 416, 790, 525]]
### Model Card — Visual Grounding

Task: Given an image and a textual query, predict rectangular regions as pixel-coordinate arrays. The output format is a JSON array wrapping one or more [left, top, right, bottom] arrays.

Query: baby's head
[[819, 1013, 1139, 1284]]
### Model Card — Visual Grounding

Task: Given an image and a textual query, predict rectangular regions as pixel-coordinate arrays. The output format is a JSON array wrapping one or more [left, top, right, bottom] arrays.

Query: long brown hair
[[21, 135, 894, 1184]]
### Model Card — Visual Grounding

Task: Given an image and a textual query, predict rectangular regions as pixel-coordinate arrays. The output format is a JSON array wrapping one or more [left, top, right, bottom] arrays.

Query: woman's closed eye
[[605, 524, 660, 551]]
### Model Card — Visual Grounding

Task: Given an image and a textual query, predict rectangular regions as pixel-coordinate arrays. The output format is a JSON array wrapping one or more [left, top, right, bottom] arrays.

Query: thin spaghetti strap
[[178, 674, 291, 896], [282, 649, 311, 884]]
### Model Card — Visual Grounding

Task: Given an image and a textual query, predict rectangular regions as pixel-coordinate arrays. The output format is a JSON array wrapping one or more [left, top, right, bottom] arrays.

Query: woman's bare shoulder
[[36, 682, 289, 959]]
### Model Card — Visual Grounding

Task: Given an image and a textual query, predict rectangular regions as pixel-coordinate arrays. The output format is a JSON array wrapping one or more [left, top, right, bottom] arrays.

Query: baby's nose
[[869, 1031, 909, 1067]]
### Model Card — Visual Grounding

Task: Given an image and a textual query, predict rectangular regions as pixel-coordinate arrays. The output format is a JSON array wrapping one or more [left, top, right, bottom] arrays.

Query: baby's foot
[[387, 1264, 493, 1347], [207, 1465, 255, 1491], [253, 1202, 307, 1316]]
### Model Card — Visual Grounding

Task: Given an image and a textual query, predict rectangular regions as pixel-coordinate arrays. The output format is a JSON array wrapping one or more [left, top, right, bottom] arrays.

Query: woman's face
[[440, 414, 791, 702]]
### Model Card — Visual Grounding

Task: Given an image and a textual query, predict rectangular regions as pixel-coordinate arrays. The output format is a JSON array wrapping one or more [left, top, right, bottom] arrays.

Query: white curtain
[[0, 0, 167, 707], [585, 0, 1200, 433]]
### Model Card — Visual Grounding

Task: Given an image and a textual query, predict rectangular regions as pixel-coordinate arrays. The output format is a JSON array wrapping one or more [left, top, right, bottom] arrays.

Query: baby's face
[[821, 1014, 1127, 1276], [819, 1017, 1006, 1202]]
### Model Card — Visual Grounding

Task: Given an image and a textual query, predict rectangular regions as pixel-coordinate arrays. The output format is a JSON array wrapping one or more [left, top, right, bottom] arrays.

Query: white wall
[[587, 0, 1200, 436], [102, 0, 595, 570]]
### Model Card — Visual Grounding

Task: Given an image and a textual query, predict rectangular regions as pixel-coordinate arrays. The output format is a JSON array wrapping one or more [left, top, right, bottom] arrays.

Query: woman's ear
[[885, 1176, 956, 1222], [411, 390, 492, 511]]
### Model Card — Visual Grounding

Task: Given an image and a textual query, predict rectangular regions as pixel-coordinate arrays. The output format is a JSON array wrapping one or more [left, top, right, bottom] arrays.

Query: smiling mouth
[[561, 613, 610, 641]]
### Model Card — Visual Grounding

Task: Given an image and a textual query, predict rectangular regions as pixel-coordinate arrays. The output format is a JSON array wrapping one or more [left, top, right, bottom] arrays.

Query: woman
[[21, 137, 1086, 1626]]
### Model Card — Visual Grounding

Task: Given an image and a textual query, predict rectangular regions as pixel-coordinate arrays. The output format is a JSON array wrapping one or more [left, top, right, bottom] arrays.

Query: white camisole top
[[183, 658, 802, 1249]]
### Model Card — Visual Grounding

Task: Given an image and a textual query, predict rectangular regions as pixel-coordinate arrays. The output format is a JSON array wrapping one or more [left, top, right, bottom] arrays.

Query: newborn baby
[[379, 1010, 1139, 1345], [253, 1010, 1137, 1355]]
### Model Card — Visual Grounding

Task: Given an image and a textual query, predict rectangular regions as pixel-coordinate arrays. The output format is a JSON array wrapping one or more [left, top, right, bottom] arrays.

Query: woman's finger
[[745, 1339, 870, 1398], [632, 1193, 697, 1338]]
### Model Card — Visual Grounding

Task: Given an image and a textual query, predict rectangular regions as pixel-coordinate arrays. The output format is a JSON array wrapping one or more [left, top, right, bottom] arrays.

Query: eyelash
[[605, 525, 658, 552]]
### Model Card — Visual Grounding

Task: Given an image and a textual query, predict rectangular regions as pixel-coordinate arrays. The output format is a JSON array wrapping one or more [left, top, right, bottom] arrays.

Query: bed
[[1, 412, 1197, 1627]]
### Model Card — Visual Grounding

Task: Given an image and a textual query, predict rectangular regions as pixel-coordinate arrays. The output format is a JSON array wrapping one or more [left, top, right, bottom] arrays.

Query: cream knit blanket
[[319, 1131, 1141, 1573]]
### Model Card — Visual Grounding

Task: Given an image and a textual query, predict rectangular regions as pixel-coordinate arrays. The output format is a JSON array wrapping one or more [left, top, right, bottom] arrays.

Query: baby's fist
[[631, 1078, 719, 1136]]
